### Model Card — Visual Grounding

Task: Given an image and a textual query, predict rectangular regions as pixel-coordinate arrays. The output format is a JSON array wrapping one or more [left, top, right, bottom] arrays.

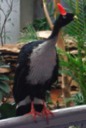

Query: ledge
[[0, 105, 86, 128]]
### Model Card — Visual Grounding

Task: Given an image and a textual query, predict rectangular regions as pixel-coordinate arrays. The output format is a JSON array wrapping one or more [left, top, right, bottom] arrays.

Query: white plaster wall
[[20, 0, 34, 29], [0, 0, 20, 44]]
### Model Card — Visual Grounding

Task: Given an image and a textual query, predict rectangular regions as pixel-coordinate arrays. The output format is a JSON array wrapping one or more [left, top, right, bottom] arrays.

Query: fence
[[0, 105, 86, 128]]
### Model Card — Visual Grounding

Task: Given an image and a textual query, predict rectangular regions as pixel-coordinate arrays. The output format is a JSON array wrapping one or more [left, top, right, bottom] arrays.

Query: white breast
[[26, 41, 56, 85]]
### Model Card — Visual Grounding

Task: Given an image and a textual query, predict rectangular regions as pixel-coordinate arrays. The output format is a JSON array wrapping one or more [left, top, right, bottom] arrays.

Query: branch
[[53, 0, 60, 18], [42, 0, 61, 30], [0, 0, 13, 46], [42, 0, 53, 30], [6, 0, 13, 8], [6, 0, 11, 8]]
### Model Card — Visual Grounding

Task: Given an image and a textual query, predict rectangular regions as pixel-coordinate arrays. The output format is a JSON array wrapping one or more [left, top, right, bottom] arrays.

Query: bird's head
[[49, 4, 78, 39], [57, 3, 77, 27]]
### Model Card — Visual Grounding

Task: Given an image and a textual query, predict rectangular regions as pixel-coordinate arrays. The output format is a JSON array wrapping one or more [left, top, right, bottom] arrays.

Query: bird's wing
[[18, 40, 44, 67], [13, 40, 44, 101]]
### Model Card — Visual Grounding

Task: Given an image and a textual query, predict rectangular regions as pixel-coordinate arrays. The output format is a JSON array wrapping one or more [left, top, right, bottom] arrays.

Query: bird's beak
[[73, 15, 78, 20]]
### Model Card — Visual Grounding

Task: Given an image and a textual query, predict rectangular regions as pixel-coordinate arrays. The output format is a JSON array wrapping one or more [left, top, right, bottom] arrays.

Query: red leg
[[42, 101, 54, 123], [26, 102, 41, 122]]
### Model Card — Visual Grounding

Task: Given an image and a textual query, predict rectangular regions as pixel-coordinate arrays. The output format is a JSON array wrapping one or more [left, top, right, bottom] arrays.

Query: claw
[[25, 101, 54, 123], [42, 101, 54, 123], [26, 102, 41, 122]]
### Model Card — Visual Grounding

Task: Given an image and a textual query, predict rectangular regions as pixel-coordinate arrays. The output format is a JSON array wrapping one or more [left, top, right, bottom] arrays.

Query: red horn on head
[[57, 3, 67, 16]]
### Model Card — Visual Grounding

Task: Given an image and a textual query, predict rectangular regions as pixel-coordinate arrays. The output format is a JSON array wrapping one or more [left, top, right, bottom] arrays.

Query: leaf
[[0, 92, 3, 101], [0, 75, 9, 81], [0, 103, 16, 119], [0, 81, 10, 94], [73, 93, 84, 105], [60, 60, 70, 67], [59, 69, 79, 83]]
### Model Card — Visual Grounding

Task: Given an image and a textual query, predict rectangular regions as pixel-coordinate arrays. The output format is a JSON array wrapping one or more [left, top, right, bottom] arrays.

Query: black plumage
[[13, 9, 74, 117]]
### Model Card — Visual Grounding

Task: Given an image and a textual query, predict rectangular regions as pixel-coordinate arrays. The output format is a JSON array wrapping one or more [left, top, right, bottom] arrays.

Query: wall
[[0, 0, 20, 44], [20, 0, 44, 29], [20, 0, 34, 29]]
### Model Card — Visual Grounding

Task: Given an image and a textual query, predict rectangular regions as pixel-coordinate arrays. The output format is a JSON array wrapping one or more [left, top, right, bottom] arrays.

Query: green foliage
[[20, 24, 38, 43], [0, 75, 10, 99], [46, 91, 53, 105], [0, 74, 10, 101], [33, 17, 50, 31], [58, 0, 86, 103], [58, 44, 86, 103], [65, 92, 84, 106], [0, 57, 15, 119], [46, 0, 54, 17], [0, 57, 10, 101], [73, 93, 84, 105], [0, 103, 16, 119], [63, 0, 86, 36], [33, 0, 53, 31]]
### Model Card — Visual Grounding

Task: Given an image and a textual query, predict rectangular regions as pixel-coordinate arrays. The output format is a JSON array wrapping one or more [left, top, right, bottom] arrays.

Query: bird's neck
[[49, 19, 61, 39]]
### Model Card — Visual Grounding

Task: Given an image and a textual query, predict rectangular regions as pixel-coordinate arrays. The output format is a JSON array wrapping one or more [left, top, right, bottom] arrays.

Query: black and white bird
[[13, 3, 75, 121]]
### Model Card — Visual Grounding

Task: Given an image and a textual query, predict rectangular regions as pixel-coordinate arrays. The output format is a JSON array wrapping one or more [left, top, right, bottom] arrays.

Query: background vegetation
[[60, 0, 86, 103]]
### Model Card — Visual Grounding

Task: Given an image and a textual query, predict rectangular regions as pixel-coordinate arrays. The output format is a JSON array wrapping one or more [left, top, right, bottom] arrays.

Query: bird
[[13, 3, 75, 121]]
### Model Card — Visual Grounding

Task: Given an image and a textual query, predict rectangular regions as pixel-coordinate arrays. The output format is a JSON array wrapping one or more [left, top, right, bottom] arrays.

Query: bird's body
[[13, 4, 75, 119], [13, 38, 58, 115]]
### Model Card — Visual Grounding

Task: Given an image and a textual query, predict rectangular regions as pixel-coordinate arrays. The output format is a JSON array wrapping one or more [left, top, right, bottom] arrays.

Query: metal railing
[[0, 105, 86, 128]]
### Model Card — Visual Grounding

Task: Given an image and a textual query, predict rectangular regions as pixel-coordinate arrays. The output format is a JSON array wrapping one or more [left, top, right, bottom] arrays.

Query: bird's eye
[[63, 15, 66, 19]]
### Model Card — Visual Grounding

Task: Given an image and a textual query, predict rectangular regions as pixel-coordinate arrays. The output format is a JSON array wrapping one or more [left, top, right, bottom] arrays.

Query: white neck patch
[[16, 96, 31, 109]]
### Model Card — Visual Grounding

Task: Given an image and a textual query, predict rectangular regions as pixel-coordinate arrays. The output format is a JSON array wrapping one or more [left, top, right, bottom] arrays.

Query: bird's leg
[[42, 101, 54, 122], [27, 101, 41, 122]]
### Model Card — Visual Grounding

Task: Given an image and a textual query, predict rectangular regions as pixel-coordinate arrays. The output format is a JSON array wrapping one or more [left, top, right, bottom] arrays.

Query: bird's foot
[[42, 101, 54, 123], [26, 102, 41, 122]]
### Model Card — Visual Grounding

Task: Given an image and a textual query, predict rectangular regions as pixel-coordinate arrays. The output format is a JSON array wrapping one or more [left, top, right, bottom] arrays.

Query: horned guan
[[13, 3, 75, 121]]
